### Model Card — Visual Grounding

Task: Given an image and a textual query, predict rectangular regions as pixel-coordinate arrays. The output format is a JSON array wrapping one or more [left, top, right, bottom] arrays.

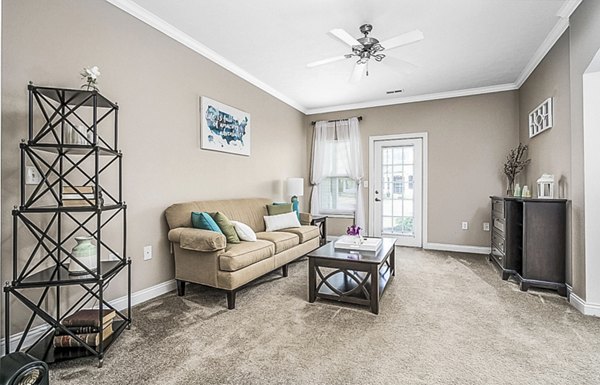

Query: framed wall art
[[200, 96, 251, 156], [528, 97, 553, 138]]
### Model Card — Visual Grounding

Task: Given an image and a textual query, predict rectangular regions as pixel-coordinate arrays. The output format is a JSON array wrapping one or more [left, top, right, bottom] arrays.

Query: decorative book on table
[[54, 309, 116, 348], [61, 309, 116, 328], [54, 324, 114, 348], [61, 185, 103, 207]]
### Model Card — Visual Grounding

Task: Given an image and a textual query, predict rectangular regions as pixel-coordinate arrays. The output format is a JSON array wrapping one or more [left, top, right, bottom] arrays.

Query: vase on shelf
[[68, 236, 97, 275]]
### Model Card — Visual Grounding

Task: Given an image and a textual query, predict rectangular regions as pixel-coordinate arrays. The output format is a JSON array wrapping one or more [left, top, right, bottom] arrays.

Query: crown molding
[[304, 83, 518, 115], [556, 0, 582, 19], [105, 0, 581, 116], [514, 0, 582, 87], [104, 0, 307, 113]]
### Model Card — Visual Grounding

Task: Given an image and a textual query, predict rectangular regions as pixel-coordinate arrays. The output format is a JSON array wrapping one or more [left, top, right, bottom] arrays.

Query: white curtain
[[310, 117, 365, 230]]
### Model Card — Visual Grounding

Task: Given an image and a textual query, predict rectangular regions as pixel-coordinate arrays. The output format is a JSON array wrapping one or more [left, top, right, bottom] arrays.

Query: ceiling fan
[[307, 24, 424, 83]]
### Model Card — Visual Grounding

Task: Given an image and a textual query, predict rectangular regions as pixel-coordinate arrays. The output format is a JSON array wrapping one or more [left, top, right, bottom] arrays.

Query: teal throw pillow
[[191, 212, 223, 233], [267, 203, 293, 216]]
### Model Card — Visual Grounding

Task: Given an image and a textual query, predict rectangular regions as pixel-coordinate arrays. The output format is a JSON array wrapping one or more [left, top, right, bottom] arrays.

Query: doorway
[[369, 134, 427, 247]]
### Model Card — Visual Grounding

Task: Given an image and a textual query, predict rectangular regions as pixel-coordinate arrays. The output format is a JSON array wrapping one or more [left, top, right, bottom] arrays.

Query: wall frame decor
[[528, 97, 553, 138], [200, 96, 251, 156]]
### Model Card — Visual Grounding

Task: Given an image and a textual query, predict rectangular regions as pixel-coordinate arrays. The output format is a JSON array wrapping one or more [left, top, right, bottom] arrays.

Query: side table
[[311, 215, 327, 245]]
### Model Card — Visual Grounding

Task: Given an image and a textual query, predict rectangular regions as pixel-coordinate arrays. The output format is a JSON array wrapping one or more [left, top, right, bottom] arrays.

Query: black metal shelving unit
[[4, 84, 131, 367]]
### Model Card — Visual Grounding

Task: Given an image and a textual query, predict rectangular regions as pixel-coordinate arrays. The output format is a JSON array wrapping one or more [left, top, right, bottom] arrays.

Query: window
[[319, 177, 357, 214], [318, 140, 357, 215]]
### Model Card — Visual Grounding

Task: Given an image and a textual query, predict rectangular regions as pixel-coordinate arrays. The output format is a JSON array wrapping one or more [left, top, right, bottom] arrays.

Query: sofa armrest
[[168, 227, 226, 252], [300, 212, 312, 226]]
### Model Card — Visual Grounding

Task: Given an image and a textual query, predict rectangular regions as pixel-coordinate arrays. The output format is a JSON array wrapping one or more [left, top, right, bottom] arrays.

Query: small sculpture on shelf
[[80, 66, 101, 91], [502, 143, 531, 196]]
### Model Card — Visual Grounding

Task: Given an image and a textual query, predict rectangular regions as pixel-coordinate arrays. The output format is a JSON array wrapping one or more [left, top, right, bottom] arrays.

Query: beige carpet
[[50, 247, 600, 384]]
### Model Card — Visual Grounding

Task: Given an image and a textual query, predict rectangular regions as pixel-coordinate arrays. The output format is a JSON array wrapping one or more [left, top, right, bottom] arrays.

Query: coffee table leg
[[370, 264, 380, 314], [308, 257, 316, 303], [391, 247, 396, 277]]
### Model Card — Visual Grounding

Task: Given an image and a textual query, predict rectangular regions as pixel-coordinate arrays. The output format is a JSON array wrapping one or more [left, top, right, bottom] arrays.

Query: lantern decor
[[537, 174, 555, 199]]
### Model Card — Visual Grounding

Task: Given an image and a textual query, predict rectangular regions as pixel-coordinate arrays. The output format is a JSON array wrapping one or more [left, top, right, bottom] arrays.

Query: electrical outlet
[[143, 245, 152, 261], [461, 222, 469, 230], [483, 222, 490, 231], [25, 166, 42, 184]]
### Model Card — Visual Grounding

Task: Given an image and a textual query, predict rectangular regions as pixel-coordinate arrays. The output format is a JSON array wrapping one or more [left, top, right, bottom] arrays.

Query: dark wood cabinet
[[489, 196, 567, 296]]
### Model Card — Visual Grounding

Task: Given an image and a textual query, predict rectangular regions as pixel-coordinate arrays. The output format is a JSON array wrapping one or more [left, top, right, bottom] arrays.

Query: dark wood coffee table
[[307, 238, 396, 314]]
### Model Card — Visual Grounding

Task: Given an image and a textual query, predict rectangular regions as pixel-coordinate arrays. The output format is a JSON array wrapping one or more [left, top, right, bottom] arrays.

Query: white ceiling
[[110, 0, 579, 114]]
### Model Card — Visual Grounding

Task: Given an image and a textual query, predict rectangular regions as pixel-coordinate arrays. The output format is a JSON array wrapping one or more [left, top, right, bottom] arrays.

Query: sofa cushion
[[278, 225, 319, 243], [231, 220, 257, 242], [191, 212, 222, 233], [266, 203, 293, 216], [264, 212, 301, 232], [166, 198, 272, 233], [219, 240, 274, 272], [255, 231, 299, 254], [168, 227, 226, 252], [212, 212, 241, 244]]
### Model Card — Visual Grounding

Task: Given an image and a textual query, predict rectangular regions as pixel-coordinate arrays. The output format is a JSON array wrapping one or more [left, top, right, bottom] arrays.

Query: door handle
[[375, 198, 381, 202]]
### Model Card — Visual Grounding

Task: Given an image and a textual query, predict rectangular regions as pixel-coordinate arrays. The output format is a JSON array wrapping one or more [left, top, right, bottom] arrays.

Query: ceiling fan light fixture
[[310, 23, 424, 83]]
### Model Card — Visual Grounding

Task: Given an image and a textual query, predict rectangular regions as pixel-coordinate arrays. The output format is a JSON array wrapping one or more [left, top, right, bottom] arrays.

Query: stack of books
[[54, 309, 116, 348], [62, 186, 102, 207]]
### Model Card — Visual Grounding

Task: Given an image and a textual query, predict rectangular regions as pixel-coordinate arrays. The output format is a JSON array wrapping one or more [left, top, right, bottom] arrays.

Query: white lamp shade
[[287, 178, 304, 197]]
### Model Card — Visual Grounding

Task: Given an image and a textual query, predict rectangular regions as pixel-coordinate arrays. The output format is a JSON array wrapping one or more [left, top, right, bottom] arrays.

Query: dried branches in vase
[[503, 143, 531, 196]]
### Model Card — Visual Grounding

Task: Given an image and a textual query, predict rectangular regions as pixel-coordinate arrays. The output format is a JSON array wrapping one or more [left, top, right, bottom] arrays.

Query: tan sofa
[[164, 198, 320, 309]]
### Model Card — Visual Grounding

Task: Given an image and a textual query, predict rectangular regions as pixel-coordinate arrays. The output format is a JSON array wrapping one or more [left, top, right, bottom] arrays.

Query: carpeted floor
[[50, 247, 600, 384]]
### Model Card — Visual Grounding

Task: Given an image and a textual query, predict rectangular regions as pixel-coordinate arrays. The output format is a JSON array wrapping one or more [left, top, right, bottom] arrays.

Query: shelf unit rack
[[3, 84, 131, 367]]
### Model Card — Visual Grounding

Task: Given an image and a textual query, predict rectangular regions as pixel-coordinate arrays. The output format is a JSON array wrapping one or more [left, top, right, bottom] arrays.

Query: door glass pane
[[403, 147, 414, 164], [380, 144, 416, 236], [383, 148, 392, 165], [383, 217, 393, 233]]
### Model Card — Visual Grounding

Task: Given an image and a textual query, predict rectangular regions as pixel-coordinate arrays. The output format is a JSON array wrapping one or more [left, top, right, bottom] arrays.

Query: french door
[[371, 137, 423, 247]]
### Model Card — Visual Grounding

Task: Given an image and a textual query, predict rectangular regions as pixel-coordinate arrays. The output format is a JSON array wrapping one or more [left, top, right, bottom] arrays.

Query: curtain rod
[[310, 116, 363, 125]]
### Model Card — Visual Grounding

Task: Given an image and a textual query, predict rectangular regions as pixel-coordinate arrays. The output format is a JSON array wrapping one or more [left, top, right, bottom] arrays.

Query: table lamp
[[287, 177, 304, 219]]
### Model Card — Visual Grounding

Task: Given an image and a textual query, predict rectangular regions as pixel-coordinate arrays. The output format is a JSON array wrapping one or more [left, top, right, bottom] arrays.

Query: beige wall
[[569, 0, 600, 300], [307, 91, 519, 247], [518, 31, 572, 285], [1, 0, 306, 335]]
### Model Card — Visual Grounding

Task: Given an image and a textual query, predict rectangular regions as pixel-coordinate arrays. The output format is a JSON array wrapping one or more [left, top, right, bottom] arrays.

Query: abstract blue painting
[[200, 97, 251, 156]]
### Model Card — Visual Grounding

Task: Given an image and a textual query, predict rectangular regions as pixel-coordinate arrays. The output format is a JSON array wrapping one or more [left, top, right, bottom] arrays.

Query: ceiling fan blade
[[349, 62, 367, 84], [330, 28, 361, 47], [384, 56, 419, 74], [307, 55, 348, 68], [379, 29, 424, 51]]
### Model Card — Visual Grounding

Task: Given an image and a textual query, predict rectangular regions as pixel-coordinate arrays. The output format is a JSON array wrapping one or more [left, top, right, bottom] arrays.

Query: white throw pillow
[[264, 211, 301, 232], [231, 220, 257, 242]]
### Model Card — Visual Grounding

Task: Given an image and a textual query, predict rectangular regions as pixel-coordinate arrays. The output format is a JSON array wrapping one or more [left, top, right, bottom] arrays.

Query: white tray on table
[[334, 236, 382, 252]]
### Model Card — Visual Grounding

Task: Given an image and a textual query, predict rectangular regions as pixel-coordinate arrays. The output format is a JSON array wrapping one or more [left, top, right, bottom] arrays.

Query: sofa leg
[[176, 280, 186, 296], [226, 290, 236, 310], [282, 264, 289, 277]]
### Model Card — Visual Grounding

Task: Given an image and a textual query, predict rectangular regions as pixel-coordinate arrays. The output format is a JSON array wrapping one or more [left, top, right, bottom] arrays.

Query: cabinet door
[[522, 202, 566, 282], [503, 199, 523, 273]]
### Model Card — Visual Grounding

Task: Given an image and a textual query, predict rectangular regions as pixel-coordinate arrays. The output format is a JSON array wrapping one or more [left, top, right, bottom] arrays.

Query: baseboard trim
[[424, 242, 491, 255], [1, 279, 177, 354], [569, 292, 600, 317], [110, 279, 176, 311]]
